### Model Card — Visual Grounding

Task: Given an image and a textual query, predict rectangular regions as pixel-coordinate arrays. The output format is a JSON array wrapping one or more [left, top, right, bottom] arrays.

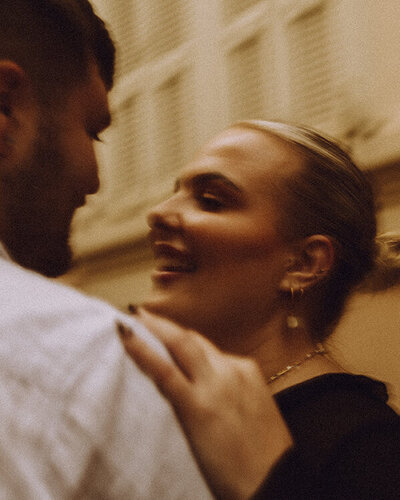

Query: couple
[[1, 1, 399, 498]]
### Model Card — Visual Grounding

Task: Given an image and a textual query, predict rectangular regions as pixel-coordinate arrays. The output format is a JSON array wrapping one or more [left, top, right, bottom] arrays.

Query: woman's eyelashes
[[197, 191, 224, 211], [172, 177, 240, 212]]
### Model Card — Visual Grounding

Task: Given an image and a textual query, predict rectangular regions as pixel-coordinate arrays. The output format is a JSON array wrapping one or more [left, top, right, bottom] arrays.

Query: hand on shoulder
[[118, 309, 293, 500]]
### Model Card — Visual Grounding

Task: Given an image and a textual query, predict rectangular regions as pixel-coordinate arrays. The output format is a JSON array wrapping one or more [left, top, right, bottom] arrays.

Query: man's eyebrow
[[175, 172, 242, 193]]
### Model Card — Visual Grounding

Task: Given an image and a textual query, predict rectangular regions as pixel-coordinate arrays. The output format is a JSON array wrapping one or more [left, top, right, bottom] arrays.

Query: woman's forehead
[[183, 127, 304, 185]]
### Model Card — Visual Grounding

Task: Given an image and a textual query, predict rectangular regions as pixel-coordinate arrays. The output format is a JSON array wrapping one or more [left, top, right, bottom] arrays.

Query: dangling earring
[[286, 287, 303, 329], [287, 287, 298, 328], [287, 315, 299, 329]]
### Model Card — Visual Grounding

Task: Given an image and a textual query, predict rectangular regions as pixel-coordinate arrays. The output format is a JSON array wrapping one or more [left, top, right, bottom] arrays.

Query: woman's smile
[[151, 241, 197, 283]]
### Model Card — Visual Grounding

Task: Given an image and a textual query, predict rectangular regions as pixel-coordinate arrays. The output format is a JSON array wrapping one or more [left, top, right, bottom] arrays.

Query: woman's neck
[[216, 312, 346, 394]]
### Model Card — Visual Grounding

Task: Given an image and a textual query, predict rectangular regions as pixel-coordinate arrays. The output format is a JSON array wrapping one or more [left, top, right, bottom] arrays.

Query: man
[[0, 1, 211, 498]]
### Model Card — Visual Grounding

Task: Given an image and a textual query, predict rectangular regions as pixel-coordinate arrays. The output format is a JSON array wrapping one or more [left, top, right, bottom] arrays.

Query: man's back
[[0, 257, 211, 499]]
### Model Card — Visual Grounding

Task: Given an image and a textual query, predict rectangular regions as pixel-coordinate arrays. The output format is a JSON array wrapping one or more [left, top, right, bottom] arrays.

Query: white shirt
[[0, 253, 211, 499]]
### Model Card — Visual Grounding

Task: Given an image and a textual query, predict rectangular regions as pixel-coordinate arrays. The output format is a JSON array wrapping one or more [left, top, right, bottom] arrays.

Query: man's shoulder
[[0, 258, 142, 394], [0, 257, 114, 315], [0, 260, 212, 498]]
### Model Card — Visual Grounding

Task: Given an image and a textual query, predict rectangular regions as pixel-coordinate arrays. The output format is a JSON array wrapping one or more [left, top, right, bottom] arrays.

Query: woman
[[119, 121, 400, 499]]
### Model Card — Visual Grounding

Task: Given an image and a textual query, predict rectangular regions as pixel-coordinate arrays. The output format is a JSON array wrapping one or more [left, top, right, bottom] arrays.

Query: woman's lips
[[155, 256, 197, 272], [151, 242, 197, 282]]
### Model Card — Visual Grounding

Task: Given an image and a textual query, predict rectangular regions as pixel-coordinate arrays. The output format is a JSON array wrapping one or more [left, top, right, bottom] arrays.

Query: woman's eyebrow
[[176, 172, 242, 193]]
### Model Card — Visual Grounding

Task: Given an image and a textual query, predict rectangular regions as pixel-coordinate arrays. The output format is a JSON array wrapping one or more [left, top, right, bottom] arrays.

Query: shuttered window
[[155, 73, 187, 180], [95, 0, 140, 79], [142, 0, 186, 62], [286, 2, 336, 129], [223, 0, 263, 23], [110, 96, 144, 199], [227, 35, 264, 121]]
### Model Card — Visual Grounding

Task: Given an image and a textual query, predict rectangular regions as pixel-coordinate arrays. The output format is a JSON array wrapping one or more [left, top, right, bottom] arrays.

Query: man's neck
[[0, 241, 13, 261]]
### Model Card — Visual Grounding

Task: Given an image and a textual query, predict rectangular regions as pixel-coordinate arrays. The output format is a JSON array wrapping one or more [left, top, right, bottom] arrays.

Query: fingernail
[[116, 321, 134, 340], [128, 303, 138, 314]]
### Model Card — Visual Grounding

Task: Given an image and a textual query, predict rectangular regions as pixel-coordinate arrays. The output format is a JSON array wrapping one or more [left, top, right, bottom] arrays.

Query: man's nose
[[82, 153, 100, 196], [86, 169, 100, 195]]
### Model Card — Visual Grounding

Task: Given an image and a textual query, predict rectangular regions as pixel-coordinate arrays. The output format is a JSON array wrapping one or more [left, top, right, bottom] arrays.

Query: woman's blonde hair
[[236, 120, 400, 340]]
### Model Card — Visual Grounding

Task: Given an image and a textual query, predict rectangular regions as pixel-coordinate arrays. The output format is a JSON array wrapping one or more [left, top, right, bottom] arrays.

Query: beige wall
[[330, 285, 400, 411], [329, 164, 400, 410]]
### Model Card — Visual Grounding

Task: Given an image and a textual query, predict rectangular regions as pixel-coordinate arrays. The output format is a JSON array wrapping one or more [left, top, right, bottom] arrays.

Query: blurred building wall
[[63, 0, 400, 407]]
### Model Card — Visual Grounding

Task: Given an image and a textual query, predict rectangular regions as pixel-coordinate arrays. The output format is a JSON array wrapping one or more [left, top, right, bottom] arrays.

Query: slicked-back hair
[[236, 120, 377, 341], [0, 0, 115, 104]]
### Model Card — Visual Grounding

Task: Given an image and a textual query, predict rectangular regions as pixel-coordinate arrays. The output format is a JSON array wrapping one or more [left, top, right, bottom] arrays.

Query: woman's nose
[[147, 201, 182, 231]]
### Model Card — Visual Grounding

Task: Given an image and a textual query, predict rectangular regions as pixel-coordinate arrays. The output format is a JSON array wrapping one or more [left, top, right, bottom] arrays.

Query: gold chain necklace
[[266, 343, 326, 385]]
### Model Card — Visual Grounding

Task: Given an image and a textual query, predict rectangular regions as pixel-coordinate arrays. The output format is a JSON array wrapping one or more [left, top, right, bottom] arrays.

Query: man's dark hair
[[0, 0, 115, 102]]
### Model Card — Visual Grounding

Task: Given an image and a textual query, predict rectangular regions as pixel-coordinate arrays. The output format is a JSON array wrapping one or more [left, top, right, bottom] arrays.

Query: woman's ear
[[280, 235, 335, 292]]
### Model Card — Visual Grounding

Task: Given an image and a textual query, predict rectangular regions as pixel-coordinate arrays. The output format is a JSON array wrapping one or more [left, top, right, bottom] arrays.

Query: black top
[[253, 374, 400, 499]]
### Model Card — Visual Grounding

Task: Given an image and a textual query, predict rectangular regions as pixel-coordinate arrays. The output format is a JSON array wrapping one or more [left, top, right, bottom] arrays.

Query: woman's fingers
[[117, 322, 191, 403], [116, 318, 293, 500], [135, 308, 220, 381]]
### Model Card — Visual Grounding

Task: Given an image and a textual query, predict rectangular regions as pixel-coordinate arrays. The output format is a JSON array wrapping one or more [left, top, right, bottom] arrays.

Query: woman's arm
[[118, 310, 293, 500]]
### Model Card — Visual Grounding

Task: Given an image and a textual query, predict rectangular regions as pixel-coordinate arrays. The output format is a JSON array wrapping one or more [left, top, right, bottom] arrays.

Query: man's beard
[[5, 228, 72, 278], [1, 121, 75, 277]]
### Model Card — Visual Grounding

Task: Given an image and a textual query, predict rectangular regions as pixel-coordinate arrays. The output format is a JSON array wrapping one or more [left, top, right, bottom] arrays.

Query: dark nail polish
[[116, 321, 133, 340], [128, 303, 138, 314]]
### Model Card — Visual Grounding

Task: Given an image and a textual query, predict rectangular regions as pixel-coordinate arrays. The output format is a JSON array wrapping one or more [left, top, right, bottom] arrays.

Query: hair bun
[[360, 232, 400, 292]]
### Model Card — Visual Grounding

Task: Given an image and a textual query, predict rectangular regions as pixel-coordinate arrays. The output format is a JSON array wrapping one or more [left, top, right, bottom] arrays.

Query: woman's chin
[[142, 295, 187, 323]]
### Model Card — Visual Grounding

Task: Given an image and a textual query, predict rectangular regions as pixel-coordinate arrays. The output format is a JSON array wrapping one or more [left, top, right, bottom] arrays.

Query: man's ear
[[280, 235, 335, 292], [0, 61, 32, 158]]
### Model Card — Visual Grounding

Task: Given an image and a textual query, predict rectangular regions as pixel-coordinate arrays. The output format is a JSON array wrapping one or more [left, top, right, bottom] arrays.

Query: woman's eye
[[198, 193, 223, 211]]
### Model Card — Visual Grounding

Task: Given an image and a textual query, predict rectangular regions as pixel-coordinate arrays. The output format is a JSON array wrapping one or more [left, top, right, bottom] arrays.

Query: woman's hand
[[118, 310, 293, 500]]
